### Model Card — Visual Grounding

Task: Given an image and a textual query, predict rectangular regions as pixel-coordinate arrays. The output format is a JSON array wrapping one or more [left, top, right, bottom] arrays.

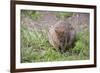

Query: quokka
[[48, 21, 76, 53]]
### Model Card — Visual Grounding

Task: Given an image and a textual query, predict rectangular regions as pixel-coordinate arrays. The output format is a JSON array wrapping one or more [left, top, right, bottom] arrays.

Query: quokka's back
[[48, 21, 76, 53]]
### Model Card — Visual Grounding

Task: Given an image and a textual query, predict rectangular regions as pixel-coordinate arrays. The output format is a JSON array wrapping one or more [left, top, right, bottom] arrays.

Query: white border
[[16, 4, 94, 69]]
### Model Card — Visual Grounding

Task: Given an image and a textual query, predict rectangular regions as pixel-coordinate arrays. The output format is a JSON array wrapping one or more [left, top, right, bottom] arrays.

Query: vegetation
[[21, 10, 41, 20], [72, 30, 89, 59], [56, 12, 73, 19], [21, 25, 89, 63]]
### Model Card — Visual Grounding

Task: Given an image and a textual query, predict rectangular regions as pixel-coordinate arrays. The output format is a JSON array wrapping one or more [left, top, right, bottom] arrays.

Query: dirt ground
[[21, 11, 89, 34]]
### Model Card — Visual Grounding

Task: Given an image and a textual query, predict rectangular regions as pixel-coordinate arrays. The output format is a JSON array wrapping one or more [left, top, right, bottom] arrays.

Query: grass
[[21, 24, 89, 63], [21, 10, 73, 21], [56, 12, 73, 19], [21, 10, 41, 20]]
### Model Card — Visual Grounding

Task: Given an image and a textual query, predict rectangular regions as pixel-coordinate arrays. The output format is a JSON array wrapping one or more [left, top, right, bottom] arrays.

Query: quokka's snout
[[48, 21, 76, 53]]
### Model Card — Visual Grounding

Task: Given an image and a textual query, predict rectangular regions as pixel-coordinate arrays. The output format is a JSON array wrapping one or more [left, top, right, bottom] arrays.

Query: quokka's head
[[55, 25, 65, 39], [55, 27, 66, 53], [54, 25, 66, 48]]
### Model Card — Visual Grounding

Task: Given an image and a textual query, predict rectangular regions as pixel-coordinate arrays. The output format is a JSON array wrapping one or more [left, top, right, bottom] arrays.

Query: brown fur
[[48, 21, 75, 53]]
